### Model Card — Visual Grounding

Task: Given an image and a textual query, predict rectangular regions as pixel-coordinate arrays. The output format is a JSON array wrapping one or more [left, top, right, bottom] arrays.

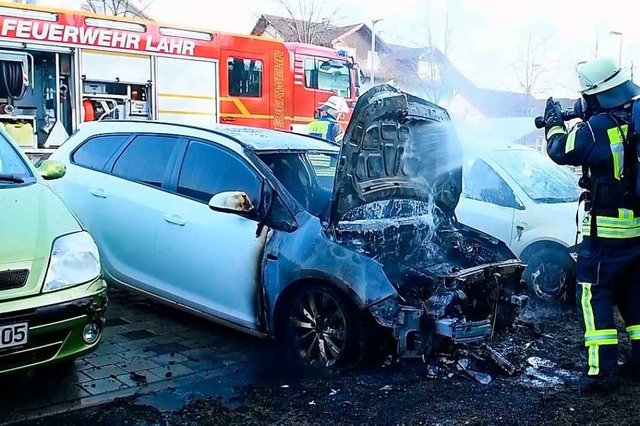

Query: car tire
[[284, 284, 360, 369], [524, 248, 576, 303]]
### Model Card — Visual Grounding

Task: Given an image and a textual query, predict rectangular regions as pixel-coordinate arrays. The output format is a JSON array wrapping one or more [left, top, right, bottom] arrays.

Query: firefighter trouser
[[577, 236, 640, 377]]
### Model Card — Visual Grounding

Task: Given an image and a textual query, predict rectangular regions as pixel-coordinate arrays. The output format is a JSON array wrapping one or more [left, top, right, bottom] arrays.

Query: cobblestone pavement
[[0, 286, 273, 425]]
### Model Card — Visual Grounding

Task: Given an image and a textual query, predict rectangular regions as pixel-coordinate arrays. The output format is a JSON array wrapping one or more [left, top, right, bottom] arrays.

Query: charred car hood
[[328, 84, 463, 227]]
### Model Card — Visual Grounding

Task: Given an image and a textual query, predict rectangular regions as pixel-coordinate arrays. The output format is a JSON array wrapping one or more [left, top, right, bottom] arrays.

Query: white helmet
[[576, 57, 640, 108], [319, 96, 349, 117]]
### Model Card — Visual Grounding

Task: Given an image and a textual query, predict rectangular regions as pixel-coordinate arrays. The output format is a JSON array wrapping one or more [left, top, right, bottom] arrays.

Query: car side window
[[177, 140, 262, 203], [71, 134, 130, 171], [464, 159, 520, 208], [111, 135, 178, 187]]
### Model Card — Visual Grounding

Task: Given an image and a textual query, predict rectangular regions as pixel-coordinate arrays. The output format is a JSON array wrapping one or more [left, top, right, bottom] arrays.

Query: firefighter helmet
[[576, 57, 640, 108], [319, 96, 349, 118]]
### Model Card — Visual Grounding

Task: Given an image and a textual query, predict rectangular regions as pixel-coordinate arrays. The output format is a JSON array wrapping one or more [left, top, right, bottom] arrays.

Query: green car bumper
[[0, 279, 107, 376]]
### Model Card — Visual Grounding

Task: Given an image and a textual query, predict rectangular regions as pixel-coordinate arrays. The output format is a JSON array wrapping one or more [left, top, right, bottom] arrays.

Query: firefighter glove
[[544, 97, 565, 135]]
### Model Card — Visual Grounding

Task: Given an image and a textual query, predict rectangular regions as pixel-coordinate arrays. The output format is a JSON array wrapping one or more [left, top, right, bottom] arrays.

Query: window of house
[[177, 140, 261, 203], [111, 135, 178, 187], [72, 134, 131, 171], [228, 57, 263, 98]]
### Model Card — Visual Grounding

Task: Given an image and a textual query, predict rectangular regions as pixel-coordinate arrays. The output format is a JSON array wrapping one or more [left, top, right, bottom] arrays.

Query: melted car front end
[[329, 85, 527, 361]]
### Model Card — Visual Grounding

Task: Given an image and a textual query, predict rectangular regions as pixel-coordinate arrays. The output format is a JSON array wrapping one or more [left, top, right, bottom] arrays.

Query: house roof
[[384, 45, 578, 117], [251, 14, 385, 48]]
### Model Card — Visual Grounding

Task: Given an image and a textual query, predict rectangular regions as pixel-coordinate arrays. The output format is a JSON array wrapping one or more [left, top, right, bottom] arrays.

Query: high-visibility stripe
[[607, 125, 628, 180], [627, 325, 640, 340], [584, 329, 619, 346], [307, 120, 330, 139], [582, 214, 640, 239], [580, 282, 600, 375], [565, 128, 578, 153], [546, 125, 567, 140]]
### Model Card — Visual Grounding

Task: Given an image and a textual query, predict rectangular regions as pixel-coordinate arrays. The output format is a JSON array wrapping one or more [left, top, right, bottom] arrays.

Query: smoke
[[400, 118, 464, 218]]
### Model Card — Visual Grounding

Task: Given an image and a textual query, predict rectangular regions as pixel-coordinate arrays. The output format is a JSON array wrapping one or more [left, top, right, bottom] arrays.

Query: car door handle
[[90, 188, 107, 198], [163, 214, 185, 226]]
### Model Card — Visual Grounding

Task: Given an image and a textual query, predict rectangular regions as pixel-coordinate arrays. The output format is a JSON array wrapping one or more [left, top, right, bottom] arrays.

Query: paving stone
[[118, 349, 149, 362], [93, 342, 127, 356], [119, 338, 156, 351], [105, 317, 130, 327], [87, 354, 127, 368], [146, 342, 190, 356], [79, 377, 128, 396], [149, 364, 195, 380], [151, 334, 185, 345], [116, 359, 161, 372], [115, 370, 165, 387], [182, 348, 220, 362], [179, 338, 211, 349], [151, 352, 190, 365], [123, 321, 159, 332], [121, 330, 157, 341], [83, 365, 128, 380]]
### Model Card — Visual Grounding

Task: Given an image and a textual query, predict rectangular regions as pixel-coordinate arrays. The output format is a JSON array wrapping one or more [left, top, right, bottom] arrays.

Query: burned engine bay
[[334, 199, 526, 359], [328, 85, 526, 361]]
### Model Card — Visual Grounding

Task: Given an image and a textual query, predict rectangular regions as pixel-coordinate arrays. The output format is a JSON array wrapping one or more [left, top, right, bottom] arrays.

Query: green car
[[0, 127, 107, 376]]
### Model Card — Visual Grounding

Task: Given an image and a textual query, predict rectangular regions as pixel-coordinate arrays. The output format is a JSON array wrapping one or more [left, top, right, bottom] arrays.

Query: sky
[[24, 0, 640, 101]]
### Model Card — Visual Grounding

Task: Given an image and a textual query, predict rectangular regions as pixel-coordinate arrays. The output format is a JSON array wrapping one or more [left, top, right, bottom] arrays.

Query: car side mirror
[[208, 191, 255, 215], [38, 159, 66, 180]]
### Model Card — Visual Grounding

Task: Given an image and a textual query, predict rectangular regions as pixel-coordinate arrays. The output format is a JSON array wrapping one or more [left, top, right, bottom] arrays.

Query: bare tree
[[271, 0, 340, 45], [415, 1, 454, 106], [83, 0, 153, 19], [512, 31, 549, 113]]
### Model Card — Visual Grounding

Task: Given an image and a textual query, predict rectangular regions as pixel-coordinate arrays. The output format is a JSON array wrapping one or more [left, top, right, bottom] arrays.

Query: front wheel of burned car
[[283, 284, 360, 369]]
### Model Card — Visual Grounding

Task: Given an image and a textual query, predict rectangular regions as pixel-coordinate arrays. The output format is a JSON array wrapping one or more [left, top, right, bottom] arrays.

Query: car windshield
[[0, 132, 34, 186], [490, 149, 580, 203], [317, 59, 351, 98], [257, 151, 338, 218]]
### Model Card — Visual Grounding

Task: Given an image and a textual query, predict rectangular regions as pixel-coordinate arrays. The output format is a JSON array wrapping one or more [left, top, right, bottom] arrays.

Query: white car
[[456, 143, 584, 302]]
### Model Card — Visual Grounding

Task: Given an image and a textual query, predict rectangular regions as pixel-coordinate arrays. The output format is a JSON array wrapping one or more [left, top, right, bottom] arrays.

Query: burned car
[[47, 84, 525, 368]]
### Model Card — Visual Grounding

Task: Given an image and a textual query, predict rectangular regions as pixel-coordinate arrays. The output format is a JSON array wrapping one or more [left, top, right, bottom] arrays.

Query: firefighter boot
[[619, 341, 640, 382], [574, 373, 621, 392]]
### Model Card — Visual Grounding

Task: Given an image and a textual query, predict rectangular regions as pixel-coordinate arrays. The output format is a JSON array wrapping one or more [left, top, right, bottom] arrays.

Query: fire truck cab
[[285, 42, 359, 133]]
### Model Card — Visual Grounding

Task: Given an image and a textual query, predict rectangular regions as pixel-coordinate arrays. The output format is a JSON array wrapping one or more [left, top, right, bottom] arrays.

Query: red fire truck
[[0, 3, 360, 159]]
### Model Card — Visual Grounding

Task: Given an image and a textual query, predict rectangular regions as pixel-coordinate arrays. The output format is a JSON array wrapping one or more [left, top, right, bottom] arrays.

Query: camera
[[534, 108, 580, 129]]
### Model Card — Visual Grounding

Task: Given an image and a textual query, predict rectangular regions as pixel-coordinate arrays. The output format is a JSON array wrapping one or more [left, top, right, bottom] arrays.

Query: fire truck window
[[176, 140, 261, 203], [72, 134, 131, 172], [111, 135, 178, 188], [228, 58, 263, 98], [304, 58, 318, 88]]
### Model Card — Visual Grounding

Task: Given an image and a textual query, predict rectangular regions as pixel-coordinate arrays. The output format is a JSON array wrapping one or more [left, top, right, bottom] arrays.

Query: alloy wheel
[[288, 289, 348, 368]]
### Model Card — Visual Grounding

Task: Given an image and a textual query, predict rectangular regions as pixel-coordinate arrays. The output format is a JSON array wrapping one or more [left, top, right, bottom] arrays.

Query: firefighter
[[307, 96, 349, 143], [544, 57, 640, 390]]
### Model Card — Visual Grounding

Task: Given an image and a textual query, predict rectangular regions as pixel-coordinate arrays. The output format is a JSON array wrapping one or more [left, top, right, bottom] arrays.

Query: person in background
[[307, 96, 349, 143]]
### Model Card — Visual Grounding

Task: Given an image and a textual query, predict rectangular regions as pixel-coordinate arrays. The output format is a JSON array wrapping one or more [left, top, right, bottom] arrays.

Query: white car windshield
[[490, 149, 580, 204]]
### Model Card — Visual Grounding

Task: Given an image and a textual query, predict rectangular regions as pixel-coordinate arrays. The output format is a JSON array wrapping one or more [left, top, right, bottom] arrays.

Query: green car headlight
[[43, 231, 101, 293]]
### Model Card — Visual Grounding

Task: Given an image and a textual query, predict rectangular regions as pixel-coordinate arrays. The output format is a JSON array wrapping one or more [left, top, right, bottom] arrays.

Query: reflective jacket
[[307, 116, 343, 143], [546, 107, 640, 240]]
